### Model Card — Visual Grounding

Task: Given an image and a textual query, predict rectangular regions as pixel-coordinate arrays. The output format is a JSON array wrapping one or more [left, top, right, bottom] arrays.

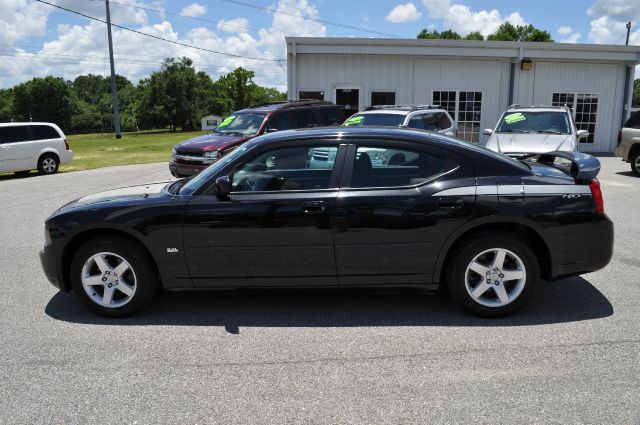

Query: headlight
[[203, 151, 220, 159]]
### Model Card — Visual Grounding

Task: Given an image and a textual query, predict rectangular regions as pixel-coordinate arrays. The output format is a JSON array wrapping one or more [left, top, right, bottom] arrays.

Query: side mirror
[[215, 176, 231, 197], [577, 129, 589, 139], [444, 131, 455, 136], [482, 128, 493, 136]]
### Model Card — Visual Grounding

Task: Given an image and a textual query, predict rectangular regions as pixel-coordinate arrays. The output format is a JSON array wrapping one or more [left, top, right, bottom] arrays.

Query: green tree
[[13, 76, 76, 130], [0, 88, 14, 122], [464, 31, 484, 41], [633, 79, 639, 106], [417, 29, 462, 39], [487, 22, 553, 42], [218, 67, 259, 112]]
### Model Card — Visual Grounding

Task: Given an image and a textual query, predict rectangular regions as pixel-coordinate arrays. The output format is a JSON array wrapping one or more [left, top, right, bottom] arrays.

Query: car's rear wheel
[[38, 154, 59, 175], [631, 150, 640, 177], [447, 233, 539, 317], [70, 237, 158, 317]]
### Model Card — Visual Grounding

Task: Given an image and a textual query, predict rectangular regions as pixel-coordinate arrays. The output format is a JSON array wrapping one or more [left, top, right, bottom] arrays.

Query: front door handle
[[302, 201, 327, 214]]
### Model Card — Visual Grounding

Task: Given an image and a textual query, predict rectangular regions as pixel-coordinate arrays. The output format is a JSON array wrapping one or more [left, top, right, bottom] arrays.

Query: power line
[[34, 0, 284, 62], [215, 0, 408, 39]]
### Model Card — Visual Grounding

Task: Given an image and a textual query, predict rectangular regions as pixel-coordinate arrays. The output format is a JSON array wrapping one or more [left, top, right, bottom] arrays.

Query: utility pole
[[105, 0, 122, 139], [626, 21, 632, 46]]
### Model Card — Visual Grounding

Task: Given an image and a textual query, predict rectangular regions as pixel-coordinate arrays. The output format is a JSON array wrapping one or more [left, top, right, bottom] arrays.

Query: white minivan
[[0, 122, 73, 175]]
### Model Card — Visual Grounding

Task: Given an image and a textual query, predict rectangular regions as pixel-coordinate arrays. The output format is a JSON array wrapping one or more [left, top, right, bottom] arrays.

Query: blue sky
[[1, 0, 638, 89]]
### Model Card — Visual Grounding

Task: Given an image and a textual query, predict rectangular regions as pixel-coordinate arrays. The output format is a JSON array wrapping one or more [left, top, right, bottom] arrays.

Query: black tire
[[37, 154, 59, 175], [447, 233, 539, 317], [631, 150, 640, 177], [70, 236, 159, 317]]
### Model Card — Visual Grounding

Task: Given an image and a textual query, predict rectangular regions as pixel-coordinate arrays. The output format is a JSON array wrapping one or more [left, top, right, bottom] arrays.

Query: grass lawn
[[60, 130, 207, 172], [0, 130, 206, 181]]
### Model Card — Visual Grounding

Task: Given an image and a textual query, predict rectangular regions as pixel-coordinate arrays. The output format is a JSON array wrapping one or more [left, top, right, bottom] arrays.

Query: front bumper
[[169, 160, 209, 177], [614, 144, 628, 161], [40, 245, 65, 290]]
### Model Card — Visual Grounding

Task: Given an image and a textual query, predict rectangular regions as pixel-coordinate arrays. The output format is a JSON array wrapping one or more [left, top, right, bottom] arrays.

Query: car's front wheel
[[631, 150, 640, 177], [70, 237, 158, 317], [447, 233, 539, 317]]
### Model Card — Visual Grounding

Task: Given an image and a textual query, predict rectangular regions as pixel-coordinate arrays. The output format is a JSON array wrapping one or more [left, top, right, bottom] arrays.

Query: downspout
[[621, 63, 632, 128], [509, 46, 524, 106]]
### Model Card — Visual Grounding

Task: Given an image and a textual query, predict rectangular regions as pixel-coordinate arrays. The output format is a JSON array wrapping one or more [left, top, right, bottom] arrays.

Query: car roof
[[0, 122, 58, 127], [506, 106, 570, 113], [237, 100, 339, 114]]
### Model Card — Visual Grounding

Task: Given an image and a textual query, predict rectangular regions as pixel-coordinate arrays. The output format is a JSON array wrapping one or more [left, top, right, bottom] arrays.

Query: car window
[[496, 111, 571, 134], [30, 125, 60, 140], [436, 112, 452, 130], [294, 110, 315, 128], [407, 115, 426, 130], [215, 113, 266, 136], [232, 145, 337, 192], [422, 114, 440, 131], [343, 113, 404, 127], [318, 107, 344, 125], [0, 126, 31, 144], [267, 113, 292, 131], [624, 111, 640, 129], [350, 146, 453, 188]]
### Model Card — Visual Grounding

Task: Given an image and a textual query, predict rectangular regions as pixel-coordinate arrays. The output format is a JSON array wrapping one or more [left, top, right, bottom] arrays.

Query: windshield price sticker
[[218, 116, 236, 128], [344, 115, 364, 126], [504, 113, 526, 125]]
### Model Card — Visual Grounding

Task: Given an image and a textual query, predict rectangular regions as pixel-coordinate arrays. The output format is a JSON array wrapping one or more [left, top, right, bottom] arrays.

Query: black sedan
[[40, 127, 613, 317]]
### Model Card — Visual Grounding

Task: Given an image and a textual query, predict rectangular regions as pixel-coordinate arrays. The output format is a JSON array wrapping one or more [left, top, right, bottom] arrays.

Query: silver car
[[483, 105, 588, 158]]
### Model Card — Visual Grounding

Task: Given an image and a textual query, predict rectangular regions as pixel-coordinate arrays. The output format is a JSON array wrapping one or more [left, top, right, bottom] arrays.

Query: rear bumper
[[169, 160, 209, 177], [550, 215, 614, 280], [60, 150, 74, 165]]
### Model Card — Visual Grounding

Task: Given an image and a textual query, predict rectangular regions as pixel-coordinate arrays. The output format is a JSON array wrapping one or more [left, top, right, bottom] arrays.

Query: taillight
[[589, 179, 604, 215], [617, 131, 622, 146], [64, 138, 70, 150]]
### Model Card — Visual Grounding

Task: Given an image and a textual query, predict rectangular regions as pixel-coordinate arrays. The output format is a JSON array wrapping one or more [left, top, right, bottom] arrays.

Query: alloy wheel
[[42, 158, 57, 173], [464, 248, 527, 308], [81, 252, 137, 308]]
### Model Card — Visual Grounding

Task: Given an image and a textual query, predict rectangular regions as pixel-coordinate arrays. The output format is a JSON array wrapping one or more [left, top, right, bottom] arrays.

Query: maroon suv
[[169, 100, 345, 177]]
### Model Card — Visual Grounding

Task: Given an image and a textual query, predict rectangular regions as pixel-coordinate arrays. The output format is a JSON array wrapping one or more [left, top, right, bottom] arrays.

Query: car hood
[[54, 181, 171, 214], [486, 133, 575, 154], [175, 132, 252, 152]]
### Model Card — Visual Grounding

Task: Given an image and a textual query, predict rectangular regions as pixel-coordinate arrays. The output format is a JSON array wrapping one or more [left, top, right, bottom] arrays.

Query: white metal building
[[201, 114, 222, 131], [286, 38, 640, 152]]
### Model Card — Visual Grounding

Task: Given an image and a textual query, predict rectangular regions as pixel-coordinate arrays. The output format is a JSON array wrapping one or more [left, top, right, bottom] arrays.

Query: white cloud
[[0, 0, 326, 91], [587, 1, 640, 45], [0, 0, 50, 45], [179, 3, 207, 18], [421, 0, 526, 36], [385, 3, 422, 24], [217, 18, 250, 33], [562, 32, 581, 43], [557, 26, 572, 35]]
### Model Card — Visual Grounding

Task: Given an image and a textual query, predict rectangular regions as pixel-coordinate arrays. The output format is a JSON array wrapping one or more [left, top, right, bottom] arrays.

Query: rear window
[[0, 125, 30, 143], [624, 111, 640, 129], [344, 113, 405, 127], [30, 125, 60, 140]]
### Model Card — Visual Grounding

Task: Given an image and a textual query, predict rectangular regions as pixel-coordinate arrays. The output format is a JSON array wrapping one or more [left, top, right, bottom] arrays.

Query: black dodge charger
[[40, 127, 613, 317]]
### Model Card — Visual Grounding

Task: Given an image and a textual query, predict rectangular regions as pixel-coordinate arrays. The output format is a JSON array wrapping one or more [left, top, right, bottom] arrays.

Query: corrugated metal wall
[[291, 54, 627, 151]]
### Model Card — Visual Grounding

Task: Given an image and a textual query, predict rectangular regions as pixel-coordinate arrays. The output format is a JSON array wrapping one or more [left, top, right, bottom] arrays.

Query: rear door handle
[[437, 198, 464, 209], [302, 201, 327, 214]]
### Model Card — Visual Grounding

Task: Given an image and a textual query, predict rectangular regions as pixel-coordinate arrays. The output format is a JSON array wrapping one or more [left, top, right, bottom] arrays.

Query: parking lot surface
[[0, 158, 638, 424]]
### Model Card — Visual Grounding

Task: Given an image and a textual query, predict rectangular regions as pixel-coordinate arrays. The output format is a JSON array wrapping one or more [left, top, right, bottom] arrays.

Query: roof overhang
[[286, 37, 640, 63]]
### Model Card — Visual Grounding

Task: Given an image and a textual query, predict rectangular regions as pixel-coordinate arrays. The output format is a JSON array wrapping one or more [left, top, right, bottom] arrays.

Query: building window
[[299, 91, 324, 101], [552, 92, 598, 144], [370, 91, 396, 107], [432, 91, 482, 142], [206, 119, 218, 127]]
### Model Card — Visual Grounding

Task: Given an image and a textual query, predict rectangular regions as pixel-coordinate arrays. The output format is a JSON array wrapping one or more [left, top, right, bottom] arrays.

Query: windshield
[[213, 113, 266, 136], [343, 113, 405, 127], [179, 141, 258, 195], [496, 111, 571, 134]]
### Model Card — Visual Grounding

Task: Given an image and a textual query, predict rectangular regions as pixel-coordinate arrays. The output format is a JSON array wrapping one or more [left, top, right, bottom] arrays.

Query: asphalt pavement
[[0, 157, 638, 424]]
